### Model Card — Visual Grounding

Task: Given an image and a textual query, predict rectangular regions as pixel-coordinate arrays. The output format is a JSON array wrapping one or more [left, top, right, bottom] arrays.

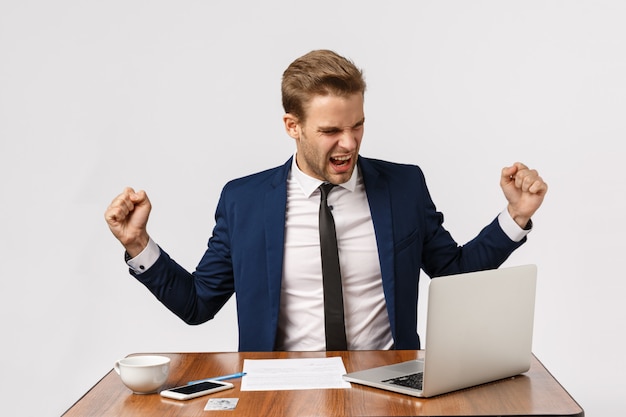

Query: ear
[[283, 114, 300, 140]]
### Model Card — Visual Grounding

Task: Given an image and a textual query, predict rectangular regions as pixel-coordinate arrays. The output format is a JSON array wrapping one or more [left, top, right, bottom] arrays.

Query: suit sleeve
[[416, 169, 525, 277], [131, 192, 235, 325]]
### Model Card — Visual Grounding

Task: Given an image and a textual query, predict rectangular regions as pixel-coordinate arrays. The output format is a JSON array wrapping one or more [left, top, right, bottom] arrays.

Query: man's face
[[284, 93, 365, 185]]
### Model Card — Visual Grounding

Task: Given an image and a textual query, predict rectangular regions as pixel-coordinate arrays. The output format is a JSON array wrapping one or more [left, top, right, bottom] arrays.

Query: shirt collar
[[290, 153, 359, 198]]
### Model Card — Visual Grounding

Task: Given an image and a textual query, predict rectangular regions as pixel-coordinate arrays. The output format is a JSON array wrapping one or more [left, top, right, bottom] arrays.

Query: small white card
[[204, 398, 239, 411]]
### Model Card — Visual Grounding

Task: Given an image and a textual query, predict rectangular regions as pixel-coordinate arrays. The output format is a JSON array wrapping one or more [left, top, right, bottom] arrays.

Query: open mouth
[[330, 155, 351, 167]]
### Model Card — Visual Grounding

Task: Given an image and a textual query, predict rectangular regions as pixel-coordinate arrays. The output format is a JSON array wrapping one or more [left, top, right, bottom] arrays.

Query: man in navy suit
[[105, 50, 547, 352]]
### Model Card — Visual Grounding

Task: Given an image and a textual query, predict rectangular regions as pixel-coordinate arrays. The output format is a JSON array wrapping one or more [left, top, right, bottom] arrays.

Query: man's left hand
[[500, 162, 548, 229]]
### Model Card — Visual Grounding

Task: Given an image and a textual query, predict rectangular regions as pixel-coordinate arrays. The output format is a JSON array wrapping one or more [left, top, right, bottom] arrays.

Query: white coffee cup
[[114, 355, 171, 394]]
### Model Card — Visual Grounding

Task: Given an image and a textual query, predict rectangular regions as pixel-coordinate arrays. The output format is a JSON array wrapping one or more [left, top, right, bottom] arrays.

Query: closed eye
[[318, 119, 365, 135], [353, 119, 365, 129]]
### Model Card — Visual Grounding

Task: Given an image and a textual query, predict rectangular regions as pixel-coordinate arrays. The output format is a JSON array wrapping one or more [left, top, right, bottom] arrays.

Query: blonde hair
[[281, 50, 366, 121]]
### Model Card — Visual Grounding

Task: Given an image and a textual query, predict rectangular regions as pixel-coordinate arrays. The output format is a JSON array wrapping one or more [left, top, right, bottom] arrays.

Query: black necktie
[[319, 183, 348, 351]]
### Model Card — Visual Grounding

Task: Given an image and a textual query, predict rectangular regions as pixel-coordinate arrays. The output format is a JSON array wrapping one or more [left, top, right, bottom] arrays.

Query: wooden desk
[[63, 351, 583, 417]]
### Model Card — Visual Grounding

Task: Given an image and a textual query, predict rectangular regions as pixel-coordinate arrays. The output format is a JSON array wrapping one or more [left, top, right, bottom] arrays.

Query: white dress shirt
[[275, 157, 393, 351]]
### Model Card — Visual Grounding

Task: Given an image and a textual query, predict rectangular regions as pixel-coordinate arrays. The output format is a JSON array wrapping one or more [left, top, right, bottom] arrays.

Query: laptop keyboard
[[382, 372, 424, 390]]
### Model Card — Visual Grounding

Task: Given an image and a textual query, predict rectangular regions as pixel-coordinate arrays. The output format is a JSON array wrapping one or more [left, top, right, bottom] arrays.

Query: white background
[[1, 1, 624, 415]]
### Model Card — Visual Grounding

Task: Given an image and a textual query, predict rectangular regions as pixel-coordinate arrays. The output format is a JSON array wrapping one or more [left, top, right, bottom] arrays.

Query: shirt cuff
[[126, 238, 160, 274], [497, 209, 531, 243]]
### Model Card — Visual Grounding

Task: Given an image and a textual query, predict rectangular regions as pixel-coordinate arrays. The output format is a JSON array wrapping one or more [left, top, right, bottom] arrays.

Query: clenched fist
[[500, 162, 548, 229], [104, 187, 152, 257]]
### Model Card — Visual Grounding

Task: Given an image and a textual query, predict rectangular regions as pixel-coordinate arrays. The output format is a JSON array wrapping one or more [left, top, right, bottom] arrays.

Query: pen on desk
[[187, 372, 247, 385]]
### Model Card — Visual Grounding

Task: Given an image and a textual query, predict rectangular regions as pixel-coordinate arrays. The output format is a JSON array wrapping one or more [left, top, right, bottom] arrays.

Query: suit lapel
[[264, 158, 291, 332], [359, 157, 397, 333]]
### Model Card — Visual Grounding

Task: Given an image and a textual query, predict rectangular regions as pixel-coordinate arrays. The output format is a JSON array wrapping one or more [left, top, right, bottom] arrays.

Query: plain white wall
[[1, 1, 624, 415]]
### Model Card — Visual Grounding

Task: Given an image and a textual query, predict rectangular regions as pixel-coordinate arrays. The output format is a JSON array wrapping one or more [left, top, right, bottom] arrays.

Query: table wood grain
[[63, 351, 584, 417]]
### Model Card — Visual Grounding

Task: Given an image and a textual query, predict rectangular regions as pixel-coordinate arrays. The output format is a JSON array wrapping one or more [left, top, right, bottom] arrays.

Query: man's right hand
[[105, 187, 152, 258]]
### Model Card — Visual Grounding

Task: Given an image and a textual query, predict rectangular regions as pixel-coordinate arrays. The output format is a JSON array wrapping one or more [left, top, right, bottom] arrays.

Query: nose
[[337, 129, 359, 151]]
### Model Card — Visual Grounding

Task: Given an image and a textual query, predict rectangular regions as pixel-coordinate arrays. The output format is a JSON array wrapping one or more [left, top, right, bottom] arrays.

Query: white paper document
[[240, 356, 352, 391]]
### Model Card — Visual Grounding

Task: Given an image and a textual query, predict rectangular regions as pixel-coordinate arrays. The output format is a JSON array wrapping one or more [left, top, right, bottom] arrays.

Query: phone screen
[[169, 381, 225, 394]]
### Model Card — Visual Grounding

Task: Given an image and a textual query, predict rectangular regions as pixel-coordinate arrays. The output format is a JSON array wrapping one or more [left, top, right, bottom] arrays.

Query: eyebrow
[[317, 118, 365, 132]]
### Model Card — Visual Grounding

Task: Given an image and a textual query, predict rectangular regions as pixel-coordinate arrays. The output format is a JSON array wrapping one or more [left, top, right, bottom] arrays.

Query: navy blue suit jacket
[[134, 156, 525, 351]]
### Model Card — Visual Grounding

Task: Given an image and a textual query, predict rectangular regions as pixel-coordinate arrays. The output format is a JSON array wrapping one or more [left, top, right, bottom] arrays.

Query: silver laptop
[[343, 264, 537, 397]]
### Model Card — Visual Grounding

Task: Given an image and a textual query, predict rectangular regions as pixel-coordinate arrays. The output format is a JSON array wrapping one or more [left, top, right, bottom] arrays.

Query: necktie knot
[[319, 183, 335, 203]]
